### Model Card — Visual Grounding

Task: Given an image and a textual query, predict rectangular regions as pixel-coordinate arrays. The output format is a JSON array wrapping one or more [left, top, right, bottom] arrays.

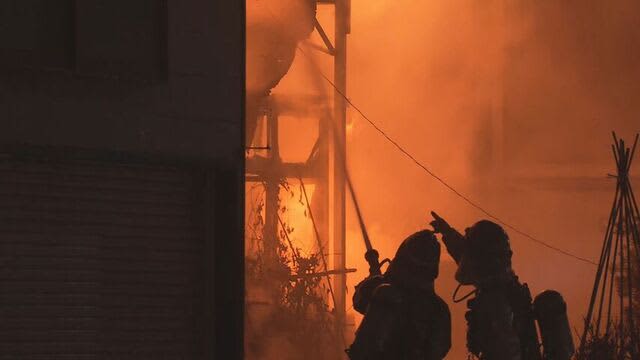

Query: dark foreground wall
[[0, 1, 244, 359]]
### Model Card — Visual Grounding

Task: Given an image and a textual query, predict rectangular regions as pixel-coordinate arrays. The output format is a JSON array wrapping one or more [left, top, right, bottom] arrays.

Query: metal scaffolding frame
[[245, 0, 351, 347]]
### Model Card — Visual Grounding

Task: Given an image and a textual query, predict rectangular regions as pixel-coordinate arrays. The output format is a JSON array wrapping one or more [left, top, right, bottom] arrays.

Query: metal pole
[[263, 106, 281, 302], [333, 0, 349, 342]]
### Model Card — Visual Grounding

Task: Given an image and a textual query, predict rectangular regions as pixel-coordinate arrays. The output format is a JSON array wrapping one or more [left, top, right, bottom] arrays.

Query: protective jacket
[[441, 227, 541, 360], [347, 275, 451, 360], [465, 277, 542, 360]]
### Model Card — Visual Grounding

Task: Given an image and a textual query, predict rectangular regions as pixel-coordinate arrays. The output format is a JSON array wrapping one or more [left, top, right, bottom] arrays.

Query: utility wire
[[257, 0, 596, 266], [295, 45, 598, 267]]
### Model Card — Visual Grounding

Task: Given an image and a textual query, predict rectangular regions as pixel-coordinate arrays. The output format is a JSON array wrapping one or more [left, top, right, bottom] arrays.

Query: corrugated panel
[[0, 158, 205, 359]]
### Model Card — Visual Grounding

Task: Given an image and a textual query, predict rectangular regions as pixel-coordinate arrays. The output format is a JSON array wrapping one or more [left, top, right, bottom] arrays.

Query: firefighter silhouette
[[429, 211, 574, 360], [346, 230, 451, 360]]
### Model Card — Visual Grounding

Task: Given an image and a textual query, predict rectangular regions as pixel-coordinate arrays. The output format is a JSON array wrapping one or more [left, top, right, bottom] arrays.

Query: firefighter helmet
[[464, 220, 513, 277], [386, 230, 441, 289]]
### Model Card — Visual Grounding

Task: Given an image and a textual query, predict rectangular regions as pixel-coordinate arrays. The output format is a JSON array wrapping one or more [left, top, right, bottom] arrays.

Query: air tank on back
[[533, 290, 575, 360]]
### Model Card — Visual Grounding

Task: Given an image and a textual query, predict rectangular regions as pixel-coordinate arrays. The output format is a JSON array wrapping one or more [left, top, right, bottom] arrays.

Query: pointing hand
[[429, 211, 452, 234]]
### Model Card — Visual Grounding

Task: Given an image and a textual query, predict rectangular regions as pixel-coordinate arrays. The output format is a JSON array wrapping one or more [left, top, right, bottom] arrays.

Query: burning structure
[[245, 0, 352, 358], [246, 1, 640, 358]]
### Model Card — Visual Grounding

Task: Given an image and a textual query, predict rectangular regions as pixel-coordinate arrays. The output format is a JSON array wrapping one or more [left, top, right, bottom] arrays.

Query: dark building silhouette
[[0, 1, 244, 359]]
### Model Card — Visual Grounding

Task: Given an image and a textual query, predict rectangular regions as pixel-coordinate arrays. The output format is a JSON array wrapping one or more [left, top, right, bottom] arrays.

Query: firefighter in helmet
[[430, 212, 541, 360], [346, 229, 451, 360]]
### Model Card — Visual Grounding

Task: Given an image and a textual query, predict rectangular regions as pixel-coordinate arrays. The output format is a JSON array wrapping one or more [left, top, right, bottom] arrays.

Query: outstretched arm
[[429, 211, 465, 263]]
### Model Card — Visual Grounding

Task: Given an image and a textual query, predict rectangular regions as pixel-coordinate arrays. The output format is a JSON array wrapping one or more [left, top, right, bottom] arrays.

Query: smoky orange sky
[[247, 0, 640, 358]]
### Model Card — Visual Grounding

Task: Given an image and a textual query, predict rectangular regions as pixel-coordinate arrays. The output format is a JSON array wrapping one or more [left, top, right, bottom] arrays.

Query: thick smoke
[[345, 1, 640, 358], [248, 0, 640, 358]]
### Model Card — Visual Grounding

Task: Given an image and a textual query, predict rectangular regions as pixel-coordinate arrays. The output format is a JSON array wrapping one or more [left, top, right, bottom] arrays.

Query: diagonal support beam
[[314, 17, 335, 55]]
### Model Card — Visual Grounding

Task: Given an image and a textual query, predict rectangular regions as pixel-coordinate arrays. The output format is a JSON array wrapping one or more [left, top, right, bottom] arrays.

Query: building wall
[[0, 1, 244, 359], [1, 1, 242, 160]]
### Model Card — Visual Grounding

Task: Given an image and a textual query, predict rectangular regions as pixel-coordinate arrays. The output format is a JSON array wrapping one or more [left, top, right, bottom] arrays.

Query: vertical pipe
[[315, 116, 330, 302], [333, 0, 348, 343], [264, 106, 281, 303]]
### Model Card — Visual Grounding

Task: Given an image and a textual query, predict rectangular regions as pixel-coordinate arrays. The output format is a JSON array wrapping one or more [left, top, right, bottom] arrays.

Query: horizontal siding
[[0, 158, 205, 359]]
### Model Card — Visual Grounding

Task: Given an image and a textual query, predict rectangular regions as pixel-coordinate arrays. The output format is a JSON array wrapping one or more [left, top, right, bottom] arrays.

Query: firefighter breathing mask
[[455, 221, 513, 285]]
